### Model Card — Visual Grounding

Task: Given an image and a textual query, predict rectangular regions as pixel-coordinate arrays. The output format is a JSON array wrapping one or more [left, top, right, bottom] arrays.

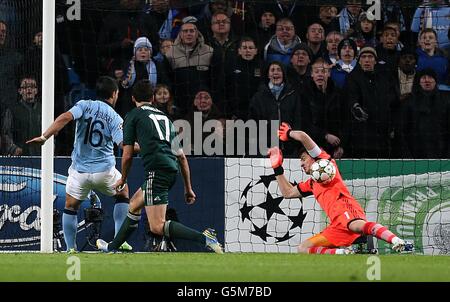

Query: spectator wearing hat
[[306, 22, 327, 63], [251, 6, 277, 54], [416, 28, 449, 85], [117, 36, 168, 117], [376, 26, 401, 72], [163, 16, 219, 117], [338, 0, 364, 39], [345, 46, 399, 158], [399, 68, 450, 159], [264, 18, 302, 66], [287, 43, 313, 93], [331, 38, 358, 89], [122, 37, 167, 89], [324, 31, 343, 66]]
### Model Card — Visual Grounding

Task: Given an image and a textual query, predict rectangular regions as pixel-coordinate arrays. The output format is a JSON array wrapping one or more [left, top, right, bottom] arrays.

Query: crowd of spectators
[[1, 0, 449, 159]]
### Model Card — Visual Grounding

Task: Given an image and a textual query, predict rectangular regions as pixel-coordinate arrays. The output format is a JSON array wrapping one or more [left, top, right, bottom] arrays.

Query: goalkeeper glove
[[267, 147, 284, 175], [278, 122, 292, 142]]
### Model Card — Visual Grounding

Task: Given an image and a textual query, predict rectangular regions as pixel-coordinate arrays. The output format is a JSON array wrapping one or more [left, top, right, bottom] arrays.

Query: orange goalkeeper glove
[[268, 147, 284, 175], [278, 122, 292, 142]]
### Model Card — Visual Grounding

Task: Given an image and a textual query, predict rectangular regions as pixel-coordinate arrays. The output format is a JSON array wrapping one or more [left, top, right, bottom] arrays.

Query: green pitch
[[1, 253, 450, 282]]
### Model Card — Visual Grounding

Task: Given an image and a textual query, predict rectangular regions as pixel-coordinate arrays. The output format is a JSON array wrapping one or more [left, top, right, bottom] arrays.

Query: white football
[[310, 159, 336, 183]]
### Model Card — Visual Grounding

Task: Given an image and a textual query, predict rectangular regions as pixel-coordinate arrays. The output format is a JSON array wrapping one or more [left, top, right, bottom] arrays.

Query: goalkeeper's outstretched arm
[[278, 123, 321, 158], [276, 173, 301, 199], [267, 147, 301, 199]]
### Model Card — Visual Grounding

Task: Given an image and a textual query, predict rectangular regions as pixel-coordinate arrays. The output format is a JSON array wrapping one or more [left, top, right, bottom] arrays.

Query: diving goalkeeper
[[268, 123, 413, 254]]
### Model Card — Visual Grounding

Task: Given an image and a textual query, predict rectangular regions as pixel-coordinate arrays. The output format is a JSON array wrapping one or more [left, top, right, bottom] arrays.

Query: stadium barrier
[[0, 157, 449, 254]]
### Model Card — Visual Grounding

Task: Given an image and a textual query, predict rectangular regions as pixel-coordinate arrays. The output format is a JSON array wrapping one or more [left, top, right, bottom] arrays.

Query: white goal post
[[41, 0, 56, 253]]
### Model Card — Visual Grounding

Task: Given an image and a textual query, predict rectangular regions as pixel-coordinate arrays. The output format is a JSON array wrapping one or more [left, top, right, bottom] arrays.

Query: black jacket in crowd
[[207, 36, 239, 115], [286, 65, 311, 95], [375, 45, 400, 73], [302, 79, 347, 156], [224, 55, 263, 120], [400, 86, 450, 159], [345, 65, 399, 158], [248, 82, 308, 157]]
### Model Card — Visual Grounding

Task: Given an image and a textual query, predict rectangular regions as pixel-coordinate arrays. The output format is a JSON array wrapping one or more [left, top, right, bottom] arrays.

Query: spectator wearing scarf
[[122, 37, 159, 89]]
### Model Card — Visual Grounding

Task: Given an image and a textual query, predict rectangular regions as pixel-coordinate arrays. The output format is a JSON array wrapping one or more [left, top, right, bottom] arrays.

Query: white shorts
[[66, 166, 122, 201]]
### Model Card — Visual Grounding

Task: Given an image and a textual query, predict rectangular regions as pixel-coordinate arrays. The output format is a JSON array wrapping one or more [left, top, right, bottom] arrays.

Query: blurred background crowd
[[0, 0, 449, 159]]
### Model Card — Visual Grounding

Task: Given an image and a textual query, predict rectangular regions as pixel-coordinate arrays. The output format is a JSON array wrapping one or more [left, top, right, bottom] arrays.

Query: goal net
[[225, 158, 450, 255]]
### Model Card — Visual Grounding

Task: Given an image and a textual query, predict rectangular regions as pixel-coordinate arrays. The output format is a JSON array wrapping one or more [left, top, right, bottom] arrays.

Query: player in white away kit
[[27, 76, 135, 252]]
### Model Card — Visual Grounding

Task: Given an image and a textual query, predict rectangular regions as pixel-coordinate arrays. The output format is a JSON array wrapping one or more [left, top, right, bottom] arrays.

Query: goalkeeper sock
[[108, 211, 140, 251], [62, 209, 78, 251], [113, 198, 129, 236], [164, 220, 205, 244], [363, 222, 396, 243], [307, 247, 338, 255]]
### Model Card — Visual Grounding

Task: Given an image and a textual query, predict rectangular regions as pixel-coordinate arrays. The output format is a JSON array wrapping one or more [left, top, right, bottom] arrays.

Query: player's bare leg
[[145, 204, 167, 236]]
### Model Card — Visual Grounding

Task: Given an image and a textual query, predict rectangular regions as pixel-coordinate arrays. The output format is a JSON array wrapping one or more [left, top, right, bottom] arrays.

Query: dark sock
[[108, 211, 140, 251], [164, 220, 205, 244]]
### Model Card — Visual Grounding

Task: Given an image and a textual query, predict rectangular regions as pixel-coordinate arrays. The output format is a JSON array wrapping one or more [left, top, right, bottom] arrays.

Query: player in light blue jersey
[[27, 76, 135, 252]]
